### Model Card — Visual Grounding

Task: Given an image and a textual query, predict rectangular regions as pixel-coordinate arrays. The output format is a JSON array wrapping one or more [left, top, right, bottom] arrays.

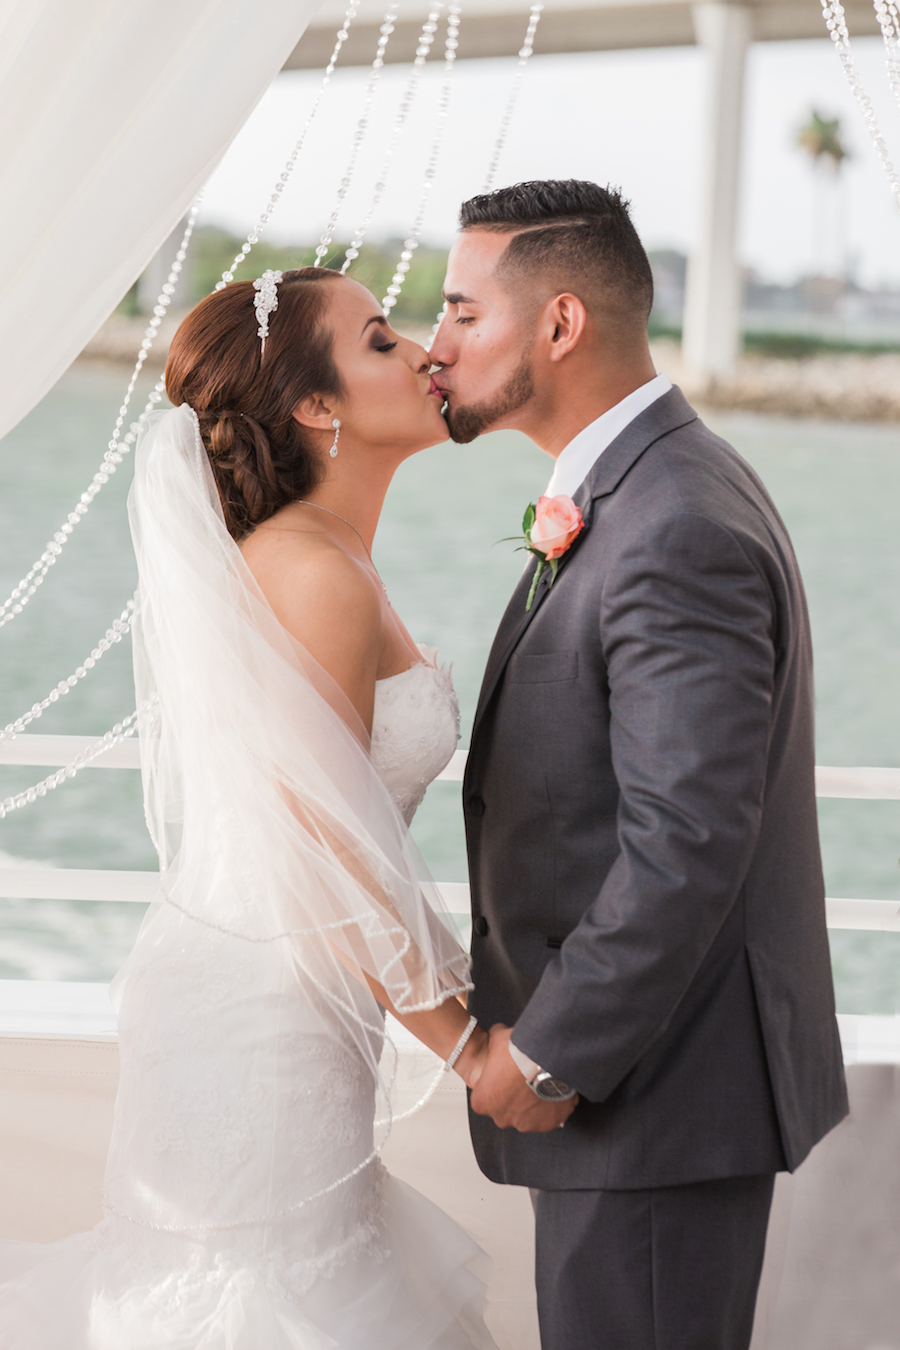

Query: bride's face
[[312, 278, 449, 458]]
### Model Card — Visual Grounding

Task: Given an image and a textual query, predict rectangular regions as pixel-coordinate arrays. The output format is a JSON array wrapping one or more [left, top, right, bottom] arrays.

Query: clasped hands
[[455, 1023, 578, 1133]]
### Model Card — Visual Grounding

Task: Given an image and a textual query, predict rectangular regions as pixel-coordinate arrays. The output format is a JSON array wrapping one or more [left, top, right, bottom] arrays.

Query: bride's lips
[[428, 377, 445, 400]]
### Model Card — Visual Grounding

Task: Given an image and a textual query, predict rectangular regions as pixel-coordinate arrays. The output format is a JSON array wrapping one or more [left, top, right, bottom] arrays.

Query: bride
[[0, 268, 503, 1348]]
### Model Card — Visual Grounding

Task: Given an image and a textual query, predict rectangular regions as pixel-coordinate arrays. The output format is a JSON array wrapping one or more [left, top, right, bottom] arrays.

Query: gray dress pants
[[532, 1172, 775, 1350]]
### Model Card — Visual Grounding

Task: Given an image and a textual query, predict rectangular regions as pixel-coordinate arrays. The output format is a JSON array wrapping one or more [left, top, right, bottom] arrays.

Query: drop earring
[[328, 419, 341, 458]]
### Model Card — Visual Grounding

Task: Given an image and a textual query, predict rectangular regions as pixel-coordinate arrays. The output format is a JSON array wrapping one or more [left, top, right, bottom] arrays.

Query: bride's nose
[[411, 345, 430, 374]]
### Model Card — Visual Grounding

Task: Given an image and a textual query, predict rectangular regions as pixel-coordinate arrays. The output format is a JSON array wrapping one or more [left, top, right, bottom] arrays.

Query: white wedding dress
[[0, 405, 497, 1350]]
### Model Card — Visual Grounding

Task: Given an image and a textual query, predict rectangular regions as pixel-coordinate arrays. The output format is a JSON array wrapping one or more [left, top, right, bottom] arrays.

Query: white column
[[682, 2, 752, 381]]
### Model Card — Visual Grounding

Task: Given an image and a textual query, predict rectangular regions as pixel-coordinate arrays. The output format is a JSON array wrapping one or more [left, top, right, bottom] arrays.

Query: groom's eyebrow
[[443, 291, 475, 305]]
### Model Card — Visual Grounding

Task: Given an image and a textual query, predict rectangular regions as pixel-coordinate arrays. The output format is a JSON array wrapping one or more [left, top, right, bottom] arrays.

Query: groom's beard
[[442, 353, 535, 444]]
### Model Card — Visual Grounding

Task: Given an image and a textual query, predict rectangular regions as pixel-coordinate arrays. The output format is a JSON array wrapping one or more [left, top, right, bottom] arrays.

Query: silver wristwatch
[[525, 1067, 577, 1103]]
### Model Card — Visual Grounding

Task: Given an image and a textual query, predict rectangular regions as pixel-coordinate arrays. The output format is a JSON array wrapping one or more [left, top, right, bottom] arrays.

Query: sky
[[199, 35, 900, 289]]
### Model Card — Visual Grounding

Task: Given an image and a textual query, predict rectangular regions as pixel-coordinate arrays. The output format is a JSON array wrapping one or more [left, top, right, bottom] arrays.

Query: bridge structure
[[287, 0, 883, 381]]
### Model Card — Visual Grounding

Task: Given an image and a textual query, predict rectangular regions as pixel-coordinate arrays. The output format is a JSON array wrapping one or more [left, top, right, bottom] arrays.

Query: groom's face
[[430, 230, 535, 444]]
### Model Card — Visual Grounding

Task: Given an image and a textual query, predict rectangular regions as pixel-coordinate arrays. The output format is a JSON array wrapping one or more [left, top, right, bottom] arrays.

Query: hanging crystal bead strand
[[381, 2, 462, 315], [217, 1, 361, 289], [482, 3, 543, 192], [314, 5, 400, 268], [821, 1, 900, 212], [0, 204, 200, 633], [341, 4, 446, 274], [0, 597, 137, 745], [0, 710, 142, 820], [873, 1, 900, 113]]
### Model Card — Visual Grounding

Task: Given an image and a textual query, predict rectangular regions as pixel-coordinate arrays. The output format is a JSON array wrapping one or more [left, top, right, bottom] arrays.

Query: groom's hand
[[469, 1025, 578, 1132]]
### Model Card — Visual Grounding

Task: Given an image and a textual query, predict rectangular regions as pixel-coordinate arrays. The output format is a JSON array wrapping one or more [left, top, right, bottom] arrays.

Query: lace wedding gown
[[0, 648, 495, 1350]]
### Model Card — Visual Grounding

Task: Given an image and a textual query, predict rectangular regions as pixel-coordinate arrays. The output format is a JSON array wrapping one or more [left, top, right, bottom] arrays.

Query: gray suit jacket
[[464, 387, 848, 1191]]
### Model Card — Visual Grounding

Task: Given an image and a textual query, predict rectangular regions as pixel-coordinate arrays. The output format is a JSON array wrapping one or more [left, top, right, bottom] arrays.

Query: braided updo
[[165, 267, 344, 540]]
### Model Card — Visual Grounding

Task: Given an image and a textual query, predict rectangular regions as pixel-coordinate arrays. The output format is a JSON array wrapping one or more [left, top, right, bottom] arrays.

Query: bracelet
[[444, 1014, 478, 1074]]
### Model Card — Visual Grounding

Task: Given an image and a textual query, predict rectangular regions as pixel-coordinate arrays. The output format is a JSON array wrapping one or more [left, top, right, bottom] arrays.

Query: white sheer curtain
[[0, 0, 323, 443]]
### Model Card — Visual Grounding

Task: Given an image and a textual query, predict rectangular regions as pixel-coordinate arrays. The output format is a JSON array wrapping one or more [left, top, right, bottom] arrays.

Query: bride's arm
[[248, 538, 489, 1083], [361, 973, 488, 1087]]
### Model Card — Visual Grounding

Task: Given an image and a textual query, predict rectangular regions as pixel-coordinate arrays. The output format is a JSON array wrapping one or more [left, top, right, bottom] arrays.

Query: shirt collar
[[545, 372, 672, 500]]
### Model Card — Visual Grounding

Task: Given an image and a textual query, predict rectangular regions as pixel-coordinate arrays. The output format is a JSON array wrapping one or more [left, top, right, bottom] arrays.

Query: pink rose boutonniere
[[505, 494, 585, 612]]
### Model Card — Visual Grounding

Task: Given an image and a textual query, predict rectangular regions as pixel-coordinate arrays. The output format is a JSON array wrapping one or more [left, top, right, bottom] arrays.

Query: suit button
[[468, 795, 485, 817], [473, 916, 489, 937]]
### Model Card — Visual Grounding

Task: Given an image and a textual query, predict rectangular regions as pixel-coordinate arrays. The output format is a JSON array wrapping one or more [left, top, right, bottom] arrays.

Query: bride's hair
[[165, 267, 344, 540]]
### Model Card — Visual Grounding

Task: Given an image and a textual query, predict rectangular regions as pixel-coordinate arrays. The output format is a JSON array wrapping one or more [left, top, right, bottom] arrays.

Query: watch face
[[534, 1074, 576, 1102]]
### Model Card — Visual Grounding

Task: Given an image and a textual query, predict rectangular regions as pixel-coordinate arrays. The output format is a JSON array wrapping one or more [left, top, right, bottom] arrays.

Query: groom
[[430, 180, 848, 1350]]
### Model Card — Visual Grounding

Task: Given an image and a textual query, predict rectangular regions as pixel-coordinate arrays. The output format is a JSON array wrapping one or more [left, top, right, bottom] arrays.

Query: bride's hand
[[453, 1026, 490, 1089]]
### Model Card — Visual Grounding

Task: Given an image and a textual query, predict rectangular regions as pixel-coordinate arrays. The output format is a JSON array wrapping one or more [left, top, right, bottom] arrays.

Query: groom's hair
[[459, 180, 653, 331]]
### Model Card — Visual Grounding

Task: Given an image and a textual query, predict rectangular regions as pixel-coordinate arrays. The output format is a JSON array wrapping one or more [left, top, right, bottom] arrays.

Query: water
[[1, 364, 899, 1010]]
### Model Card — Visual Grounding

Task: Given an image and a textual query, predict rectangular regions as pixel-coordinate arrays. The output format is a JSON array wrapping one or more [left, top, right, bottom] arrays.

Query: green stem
[[525, 558, 546, 612]]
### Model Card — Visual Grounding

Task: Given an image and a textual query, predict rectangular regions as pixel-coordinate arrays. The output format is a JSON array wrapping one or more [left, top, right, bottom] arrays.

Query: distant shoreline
[[76, 317, 900, 424]]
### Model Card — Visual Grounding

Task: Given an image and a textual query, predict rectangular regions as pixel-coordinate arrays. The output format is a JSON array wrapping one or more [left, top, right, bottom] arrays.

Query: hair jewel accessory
[[329, 419, 341, 458], [253, 269, 283, 356]]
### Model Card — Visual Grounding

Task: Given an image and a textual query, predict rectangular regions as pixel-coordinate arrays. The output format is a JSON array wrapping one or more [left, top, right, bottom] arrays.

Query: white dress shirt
[[508, 370, 671, 1088], [544, 371, 672, 501]]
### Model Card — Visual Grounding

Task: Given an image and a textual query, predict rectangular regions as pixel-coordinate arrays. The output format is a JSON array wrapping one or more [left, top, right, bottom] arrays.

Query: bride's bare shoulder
[[240, 521, 383, 706], [243, 523, 379, 626]]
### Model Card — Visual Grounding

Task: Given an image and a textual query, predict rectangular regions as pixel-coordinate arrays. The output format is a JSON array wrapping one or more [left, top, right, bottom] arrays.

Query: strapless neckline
[[370, 645, 459, 826], [377, 644, 439, 686]]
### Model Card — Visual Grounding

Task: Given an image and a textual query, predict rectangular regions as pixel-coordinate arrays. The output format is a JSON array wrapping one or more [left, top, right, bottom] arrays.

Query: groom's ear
[[292, 394, 336, 430], [544, 293, 587, 363]]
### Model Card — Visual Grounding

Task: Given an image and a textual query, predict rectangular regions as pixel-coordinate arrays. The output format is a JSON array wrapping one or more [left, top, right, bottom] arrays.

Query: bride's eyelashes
[[374, 342, 398, 353]]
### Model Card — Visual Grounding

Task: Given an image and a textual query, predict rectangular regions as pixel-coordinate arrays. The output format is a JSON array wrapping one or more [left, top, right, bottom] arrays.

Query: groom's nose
[[429, 314, 454, 368]]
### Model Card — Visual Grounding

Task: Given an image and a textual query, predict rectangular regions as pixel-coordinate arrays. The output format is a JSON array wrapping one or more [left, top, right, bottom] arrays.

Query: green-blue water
[[1, 363, 899, 1010]]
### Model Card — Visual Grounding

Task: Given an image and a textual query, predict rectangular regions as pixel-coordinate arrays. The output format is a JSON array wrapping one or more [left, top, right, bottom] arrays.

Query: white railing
[[2, 735, 900, 929]]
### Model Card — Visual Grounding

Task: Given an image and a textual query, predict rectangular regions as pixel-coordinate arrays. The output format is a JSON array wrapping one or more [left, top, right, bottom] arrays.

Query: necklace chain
[[296, 500, 391, 602]]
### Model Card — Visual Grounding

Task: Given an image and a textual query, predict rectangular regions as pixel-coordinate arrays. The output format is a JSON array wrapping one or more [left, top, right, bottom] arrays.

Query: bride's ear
[[292, 394, 338, 432]]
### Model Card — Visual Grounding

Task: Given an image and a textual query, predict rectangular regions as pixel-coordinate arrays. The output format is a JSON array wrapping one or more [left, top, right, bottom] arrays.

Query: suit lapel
[[471, 478, 593, 738], [470, 387, 698, 742]]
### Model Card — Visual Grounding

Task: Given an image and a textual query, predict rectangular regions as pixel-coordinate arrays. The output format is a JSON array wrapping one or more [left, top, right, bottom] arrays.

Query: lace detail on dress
[[370, 646, 460, 825], [0, 640, 496, 1348]]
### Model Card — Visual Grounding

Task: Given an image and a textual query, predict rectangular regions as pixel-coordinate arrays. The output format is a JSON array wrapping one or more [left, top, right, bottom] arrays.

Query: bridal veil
[[125, 401, 471, 1188]]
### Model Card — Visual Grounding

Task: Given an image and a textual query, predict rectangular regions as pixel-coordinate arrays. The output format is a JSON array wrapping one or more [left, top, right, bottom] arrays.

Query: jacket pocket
[[507, 650, 578, 684]]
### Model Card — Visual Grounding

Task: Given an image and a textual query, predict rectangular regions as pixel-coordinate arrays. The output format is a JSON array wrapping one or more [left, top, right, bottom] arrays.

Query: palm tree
[[797, 110, 849, 173], [796, 110, 851, 328]]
